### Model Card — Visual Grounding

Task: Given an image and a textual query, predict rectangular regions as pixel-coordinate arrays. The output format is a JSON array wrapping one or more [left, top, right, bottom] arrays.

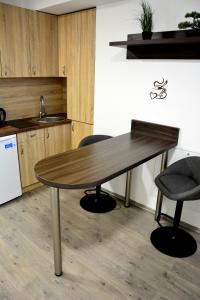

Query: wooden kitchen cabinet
[[58, 9, 96, 124], [71, 121, 93, 149], [78, 9, 96, 124], [45, 124, 71, 157], [28, 11, 58, 77], [17, 124, 71, 189], [58, 13, 80, 78], [0, 3, 30, 77], [58, 12, 80, 113], [0, 3, 58, 77], [17, 129, 46, 188]]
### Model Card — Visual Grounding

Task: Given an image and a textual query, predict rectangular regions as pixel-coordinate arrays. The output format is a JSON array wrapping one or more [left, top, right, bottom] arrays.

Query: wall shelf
[[109, 30, 200, 59]]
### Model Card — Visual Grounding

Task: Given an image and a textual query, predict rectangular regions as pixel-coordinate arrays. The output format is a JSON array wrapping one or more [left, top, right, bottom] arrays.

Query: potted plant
[[138, 1, 153, 39], [178, 12, 200, 30]]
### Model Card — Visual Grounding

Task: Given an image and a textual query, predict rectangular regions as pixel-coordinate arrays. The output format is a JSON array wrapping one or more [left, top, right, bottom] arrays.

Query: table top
[[35, 119, 179, 189]]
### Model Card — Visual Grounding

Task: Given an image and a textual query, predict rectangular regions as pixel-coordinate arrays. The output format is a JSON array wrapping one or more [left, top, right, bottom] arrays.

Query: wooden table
[[35, 119, 179, 276]]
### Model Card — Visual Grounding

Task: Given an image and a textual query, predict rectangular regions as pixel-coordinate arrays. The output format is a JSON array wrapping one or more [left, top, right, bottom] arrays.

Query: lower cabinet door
[[45, 124, 71, 157], [17, 124, 72, 189], [18, 138, 45, 188], [71, 121, 93, 149]]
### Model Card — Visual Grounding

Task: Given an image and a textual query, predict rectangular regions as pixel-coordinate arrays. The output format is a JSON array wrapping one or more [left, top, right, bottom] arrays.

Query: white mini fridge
[[0, 134, 22, 204]]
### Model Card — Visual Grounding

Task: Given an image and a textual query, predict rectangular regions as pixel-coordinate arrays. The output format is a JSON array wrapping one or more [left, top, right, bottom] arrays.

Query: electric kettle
[[0, 108, 6, 127]]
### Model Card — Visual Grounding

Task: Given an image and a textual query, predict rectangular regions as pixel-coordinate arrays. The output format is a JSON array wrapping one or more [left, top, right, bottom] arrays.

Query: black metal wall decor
[[150, 78, 168, 100]]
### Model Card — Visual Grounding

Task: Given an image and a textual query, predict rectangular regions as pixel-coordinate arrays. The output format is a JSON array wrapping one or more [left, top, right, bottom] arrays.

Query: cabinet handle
[[62, 65, 66, 76], [30, 134, 36, 138], [46, 132, 49, 139], [21, 147, 24, 155], [32, 66, 36, 76], [28, 63, 31, 75], [72, 123, 74, 132]]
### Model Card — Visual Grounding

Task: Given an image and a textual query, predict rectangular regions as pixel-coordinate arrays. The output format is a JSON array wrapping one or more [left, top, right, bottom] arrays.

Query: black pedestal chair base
[[151, 226, 197, 257], [80, 190, 116, 213]]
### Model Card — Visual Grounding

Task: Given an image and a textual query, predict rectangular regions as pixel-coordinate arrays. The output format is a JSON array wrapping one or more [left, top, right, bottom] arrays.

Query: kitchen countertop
[[0, 113, 72, 138]]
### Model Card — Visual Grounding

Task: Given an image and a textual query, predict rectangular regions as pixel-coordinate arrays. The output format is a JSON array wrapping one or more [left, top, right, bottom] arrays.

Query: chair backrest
[[78, 135, 112, 148], [187, 156, 200, 184], [167, 156, 200, 184]]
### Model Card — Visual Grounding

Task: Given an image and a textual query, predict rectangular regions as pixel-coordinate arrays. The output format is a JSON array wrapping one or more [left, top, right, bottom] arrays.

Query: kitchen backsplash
[[0, 77, 67, 120]]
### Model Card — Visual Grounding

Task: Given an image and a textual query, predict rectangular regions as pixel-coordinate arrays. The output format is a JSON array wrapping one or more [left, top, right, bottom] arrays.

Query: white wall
[[94, 0, 200, 228]]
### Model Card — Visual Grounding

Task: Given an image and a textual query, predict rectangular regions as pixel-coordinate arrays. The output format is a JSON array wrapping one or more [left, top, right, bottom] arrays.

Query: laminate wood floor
[[0, 187, 200, 300]]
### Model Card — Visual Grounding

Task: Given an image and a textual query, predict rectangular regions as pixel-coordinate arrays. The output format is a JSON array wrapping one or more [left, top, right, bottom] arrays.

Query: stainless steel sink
[[35, 115, 66, 123]]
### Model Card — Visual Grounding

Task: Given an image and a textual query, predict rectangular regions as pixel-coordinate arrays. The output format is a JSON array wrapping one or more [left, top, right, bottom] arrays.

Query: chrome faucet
[[39, 96, 47, 118]]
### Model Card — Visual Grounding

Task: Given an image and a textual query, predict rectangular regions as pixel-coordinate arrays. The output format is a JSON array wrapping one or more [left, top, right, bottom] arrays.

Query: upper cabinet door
[[63, 12, 81, 122], [79, 9, 96, 125], [29, 11, 58, 77], [58, 9, 96, 125], [58, 15, 68, 77], [0, 4, 30, 77], [0, 4, 58, 78]]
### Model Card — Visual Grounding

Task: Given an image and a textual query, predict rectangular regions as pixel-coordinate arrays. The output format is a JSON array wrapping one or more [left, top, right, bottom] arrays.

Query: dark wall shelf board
[[127, 36, 200, 47], [109, 41, 127, 48], [109, 30, 200, 59]]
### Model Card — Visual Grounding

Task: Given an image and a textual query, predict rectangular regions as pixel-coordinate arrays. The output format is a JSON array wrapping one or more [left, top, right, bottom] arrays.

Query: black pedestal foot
[[80, 193, 116, 213], [150, 226, 197, 257]]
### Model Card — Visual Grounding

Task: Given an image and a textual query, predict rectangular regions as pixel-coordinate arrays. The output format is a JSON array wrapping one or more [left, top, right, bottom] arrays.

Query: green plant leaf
[[179, 11, 200, 29], [138, 1, 153, 32]]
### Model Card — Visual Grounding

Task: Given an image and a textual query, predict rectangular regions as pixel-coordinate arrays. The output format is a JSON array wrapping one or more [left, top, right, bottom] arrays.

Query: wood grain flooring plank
[[0, 187, 199, 300]]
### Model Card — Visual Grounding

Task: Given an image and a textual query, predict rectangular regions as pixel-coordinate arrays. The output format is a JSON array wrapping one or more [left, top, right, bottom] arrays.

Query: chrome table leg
[[154, 152, 168, 220], [124, 170, 132, 207], [50, 187, 62, 276]]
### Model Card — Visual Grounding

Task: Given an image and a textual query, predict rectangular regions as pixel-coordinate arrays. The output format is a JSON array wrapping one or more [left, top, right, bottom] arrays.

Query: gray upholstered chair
[[151, 156, 200, 257], [78, 135, 116, 213]]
